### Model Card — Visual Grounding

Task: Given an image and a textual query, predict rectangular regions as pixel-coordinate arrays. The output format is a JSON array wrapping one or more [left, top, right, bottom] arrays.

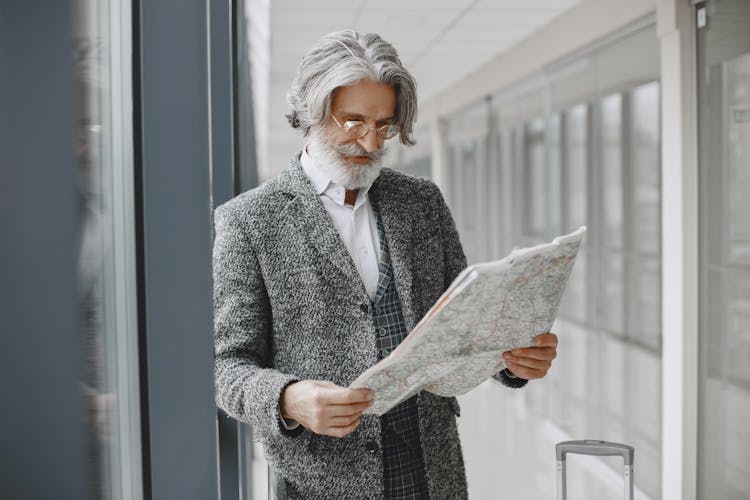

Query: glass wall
[[697, 1, 750, 498], [73, 1, 142, 498], [450, 23, 662, 499], [392, 126, 432, 180], [445, 104, 491, 265]]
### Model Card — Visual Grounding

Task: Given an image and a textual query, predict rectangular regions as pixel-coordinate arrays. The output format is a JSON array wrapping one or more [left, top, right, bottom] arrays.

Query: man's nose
[[357, 129, 381, 153]]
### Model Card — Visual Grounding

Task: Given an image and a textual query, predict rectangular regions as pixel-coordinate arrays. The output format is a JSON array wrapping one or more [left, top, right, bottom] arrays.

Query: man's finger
[[509, 346, 557, 361], [327, 413, 364, 427], [505, 360, 545, 380], [532, 332, 558, 347], [505, 354, 548, 371], [325, 400, 372, 416], [323, 387, 373, 405], [327, 417, 361, 438]]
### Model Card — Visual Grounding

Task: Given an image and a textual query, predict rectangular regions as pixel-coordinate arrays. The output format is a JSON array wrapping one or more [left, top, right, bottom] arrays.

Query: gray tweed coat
[[213, 152, 469, 499]]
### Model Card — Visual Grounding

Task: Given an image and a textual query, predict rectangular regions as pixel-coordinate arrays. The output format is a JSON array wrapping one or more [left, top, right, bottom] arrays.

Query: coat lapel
[[277, 154, 368, 300], [370, 171, 417, 331]]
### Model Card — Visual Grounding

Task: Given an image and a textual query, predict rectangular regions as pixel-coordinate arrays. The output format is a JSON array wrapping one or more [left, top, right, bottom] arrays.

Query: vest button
[[365, 441, 378, 453], [360, 303, 369, 314]]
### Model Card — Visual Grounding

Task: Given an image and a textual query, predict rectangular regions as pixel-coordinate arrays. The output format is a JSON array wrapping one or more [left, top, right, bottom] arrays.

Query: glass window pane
[[725, 274, 750, 385], [706, 271, 750, 385], [74, 1, 141, 498], [627, 256, 661, 351], [599, 252, 625, 336], [629, 348, 661, 443], [600, 335, 626, 425], [449, 142, 482, 264], [564, 104, 588, 232], [726, 55, 750, 265], [600, 94, 623, 249], [455, 23, 662, 500], [512, 127, 526, 242], [560, 250, 587, 323], [547, 113, 562, 236], [698, 3, 750, 498], [551, 322, 589, 438], [630, 82, 661, 255], [525, 118, 547, 240]]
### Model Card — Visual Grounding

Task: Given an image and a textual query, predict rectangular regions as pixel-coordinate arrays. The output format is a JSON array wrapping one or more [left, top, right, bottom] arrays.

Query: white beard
[[308, 128, 386, 190]]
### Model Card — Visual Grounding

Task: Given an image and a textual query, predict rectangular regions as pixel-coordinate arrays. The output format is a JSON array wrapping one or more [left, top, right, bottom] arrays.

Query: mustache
[[333, 141, 387, 162]]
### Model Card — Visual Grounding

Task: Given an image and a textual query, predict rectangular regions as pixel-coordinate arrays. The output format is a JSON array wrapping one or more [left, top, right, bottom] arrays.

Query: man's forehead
[[335, 111, 395, 122], [331, 80, 396, 119]]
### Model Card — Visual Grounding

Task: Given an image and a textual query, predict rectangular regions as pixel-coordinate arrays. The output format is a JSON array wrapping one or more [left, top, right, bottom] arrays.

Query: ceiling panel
[[268, 0, 581, 99], [260, 0, 581, 176], [357, 0, 475, 9]]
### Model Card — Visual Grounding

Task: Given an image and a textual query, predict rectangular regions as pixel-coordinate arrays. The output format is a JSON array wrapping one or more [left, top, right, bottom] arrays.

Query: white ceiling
[[262, 0, 580, 177]]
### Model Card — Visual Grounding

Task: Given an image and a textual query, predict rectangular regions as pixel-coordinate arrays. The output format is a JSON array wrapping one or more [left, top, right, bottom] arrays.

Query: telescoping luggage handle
[[555, 440, 634, 500]]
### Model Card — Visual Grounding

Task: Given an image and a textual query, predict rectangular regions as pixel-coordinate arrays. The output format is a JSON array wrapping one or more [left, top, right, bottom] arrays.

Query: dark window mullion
[[137, 2, 218, 499]]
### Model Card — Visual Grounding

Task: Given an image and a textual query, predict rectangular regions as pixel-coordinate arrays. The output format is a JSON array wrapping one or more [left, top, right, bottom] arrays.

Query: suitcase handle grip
[[555, 440, 634, 466]]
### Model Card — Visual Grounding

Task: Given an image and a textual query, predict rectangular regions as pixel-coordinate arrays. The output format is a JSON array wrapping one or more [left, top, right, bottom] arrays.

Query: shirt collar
[[300, 145, 331, 195], [300, 144, 372, 208]]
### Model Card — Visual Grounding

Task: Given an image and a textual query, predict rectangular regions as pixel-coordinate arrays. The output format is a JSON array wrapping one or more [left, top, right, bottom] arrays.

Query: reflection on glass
[[724, 385, 750, 496], [600, 253, 625, 335], [547, 322, 588, 438], [698, 2, 750, 498], [600, 94, 623, 249], [547, 114, 562, 236], [564, 104, 588, 231], [629, 348, 661, 443], [630, 82, 661, 255], [450, 142, 481, 264], [74, 4, 113, 496], [560, 251, 587, 323], [74, 1, 139, 498], [525, 118, 547, 239], [601, 336, 625, 421], [727, 54, 750, 265], [628, 257, 661, 351], [398, 156, 431, 179], [493, 130, 512, 257], [725, 273, 750, 386]]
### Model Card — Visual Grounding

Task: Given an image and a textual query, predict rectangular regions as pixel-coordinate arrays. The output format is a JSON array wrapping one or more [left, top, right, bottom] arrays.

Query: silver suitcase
[[555, 440, 634, 500]]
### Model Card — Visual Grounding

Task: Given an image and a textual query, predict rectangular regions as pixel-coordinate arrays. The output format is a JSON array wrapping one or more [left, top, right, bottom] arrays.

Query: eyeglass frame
[[330, 114, 400, 140]]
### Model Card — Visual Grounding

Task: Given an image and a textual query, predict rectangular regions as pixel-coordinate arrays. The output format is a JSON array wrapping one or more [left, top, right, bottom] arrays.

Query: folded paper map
[[349, 226, 586, 415]]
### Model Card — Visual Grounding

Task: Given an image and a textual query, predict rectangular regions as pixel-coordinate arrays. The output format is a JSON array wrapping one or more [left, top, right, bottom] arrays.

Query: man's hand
[[280, 380, 373, 438], [502, 332, 558, 380]]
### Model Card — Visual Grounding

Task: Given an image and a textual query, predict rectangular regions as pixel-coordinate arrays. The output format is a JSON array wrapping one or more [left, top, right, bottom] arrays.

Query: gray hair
[[286, 30, 418, 146]]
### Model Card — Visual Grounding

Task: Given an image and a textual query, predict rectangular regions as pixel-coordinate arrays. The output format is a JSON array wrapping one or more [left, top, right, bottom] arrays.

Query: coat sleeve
[[213, 203, 299, 436]]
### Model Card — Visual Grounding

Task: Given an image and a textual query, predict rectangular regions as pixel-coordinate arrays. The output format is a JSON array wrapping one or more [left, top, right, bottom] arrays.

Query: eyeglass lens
[[346, 122, 397, 139]]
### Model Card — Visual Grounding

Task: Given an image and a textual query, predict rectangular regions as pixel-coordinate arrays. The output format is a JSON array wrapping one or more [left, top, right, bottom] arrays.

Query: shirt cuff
[[279, 410, 300, 431], [494, 368, 528, 388], [277, 380, 303, 435]]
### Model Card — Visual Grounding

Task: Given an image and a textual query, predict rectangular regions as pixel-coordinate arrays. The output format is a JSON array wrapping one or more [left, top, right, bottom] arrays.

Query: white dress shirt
[[300, 146, 381, 301]]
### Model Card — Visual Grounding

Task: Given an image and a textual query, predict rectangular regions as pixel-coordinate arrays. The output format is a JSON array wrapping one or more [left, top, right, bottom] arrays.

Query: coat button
[[365, 441, 378, 453], [360, 303, 369, 314]]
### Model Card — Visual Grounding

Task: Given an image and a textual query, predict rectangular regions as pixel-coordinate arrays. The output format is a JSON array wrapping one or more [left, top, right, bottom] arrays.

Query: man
[[213, 30, 558, 499]]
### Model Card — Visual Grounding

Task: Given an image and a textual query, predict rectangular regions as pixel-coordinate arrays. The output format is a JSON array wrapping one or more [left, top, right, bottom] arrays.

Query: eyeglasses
[[331, 114, 400, 140]]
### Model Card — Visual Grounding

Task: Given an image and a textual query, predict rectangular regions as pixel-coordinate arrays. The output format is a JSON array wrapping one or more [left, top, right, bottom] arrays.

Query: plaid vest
[[372, 206, 430, 500]]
